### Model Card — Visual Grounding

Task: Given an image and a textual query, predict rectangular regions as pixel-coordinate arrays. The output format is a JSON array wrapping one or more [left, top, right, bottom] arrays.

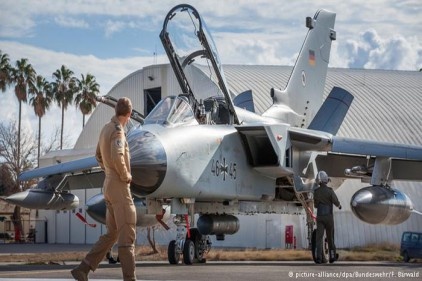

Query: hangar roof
[[223, 65, 422, 145], [73, 64, 422, 150]]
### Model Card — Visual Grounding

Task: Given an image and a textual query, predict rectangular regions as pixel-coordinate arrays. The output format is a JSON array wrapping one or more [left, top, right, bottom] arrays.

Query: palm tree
[[74, 73, 99, 128], [29, 75, 53, 167], [10, 58, 36, 174], [0, 50, 12, 92], [8, 58, 35, 242], [51, 65, 76, 150]]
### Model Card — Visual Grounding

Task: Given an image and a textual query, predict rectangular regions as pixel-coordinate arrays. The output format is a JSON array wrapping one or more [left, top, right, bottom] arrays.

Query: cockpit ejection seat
[[203, 97, 230, 124]]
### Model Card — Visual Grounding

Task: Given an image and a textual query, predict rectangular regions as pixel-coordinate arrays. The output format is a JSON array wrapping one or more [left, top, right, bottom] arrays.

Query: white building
[[35, 64, 422, 249]]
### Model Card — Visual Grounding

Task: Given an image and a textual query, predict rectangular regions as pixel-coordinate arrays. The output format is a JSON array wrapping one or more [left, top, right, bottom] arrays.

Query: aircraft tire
[[183, 239, 195, 265], [190, 228, 206, 263], [168, 240, 180, 264], [311, 229, 328, 263]]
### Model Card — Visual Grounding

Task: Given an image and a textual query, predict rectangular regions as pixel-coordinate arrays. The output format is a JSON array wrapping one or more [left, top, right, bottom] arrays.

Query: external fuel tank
[[350, 186, 413, 225], [197, 214, 240, 235]]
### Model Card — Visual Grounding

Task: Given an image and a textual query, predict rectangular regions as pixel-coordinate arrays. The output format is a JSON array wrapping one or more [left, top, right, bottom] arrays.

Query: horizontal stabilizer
[[308, 87, 354, 134], [19, 156, 98, 181]]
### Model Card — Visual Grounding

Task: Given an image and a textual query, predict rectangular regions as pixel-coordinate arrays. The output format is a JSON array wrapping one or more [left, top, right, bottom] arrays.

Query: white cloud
[[104, 20, 126, 38], [215, 32, 297, 66], [1, 1, 421, 35], [342, 29, 422, 71], [104, 20, 145, 38], [54, 16, 89, 29], [0, 7, 35, 38]]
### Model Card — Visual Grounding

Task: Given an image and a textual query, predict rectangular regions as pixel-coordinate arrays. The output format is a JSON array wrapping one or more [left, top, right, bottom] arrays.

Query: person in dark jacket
[[314, 171, 342, 263]]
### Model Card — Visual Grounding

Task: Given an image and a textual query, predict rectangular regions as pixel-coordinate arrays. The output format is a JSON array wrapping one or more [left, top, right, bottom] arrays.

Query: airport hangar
[[33, 64, 422, 249]]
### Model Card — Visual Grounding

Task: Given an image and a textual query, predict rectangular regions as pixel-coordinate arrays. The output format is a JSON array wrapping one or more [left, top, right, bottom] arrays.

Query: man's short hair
[[115, 97, 132, 117]]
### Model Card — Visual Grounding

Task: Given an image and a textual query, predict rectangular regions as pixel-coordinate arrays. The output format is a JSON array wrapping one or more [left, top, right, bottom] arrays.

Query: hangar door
[[144, 87, 161, 116]]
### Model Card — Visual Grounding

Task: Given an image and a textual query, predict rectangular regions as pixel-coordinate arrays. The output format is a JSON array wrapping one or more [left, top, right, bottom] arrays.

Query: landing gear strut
[[167, 215, 211, 265]]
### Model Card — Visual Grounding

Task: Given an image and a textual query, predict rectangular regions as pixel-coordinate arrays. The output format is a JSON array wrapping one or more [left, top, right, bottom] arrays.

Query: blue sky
[[0, 0, 421, 148]]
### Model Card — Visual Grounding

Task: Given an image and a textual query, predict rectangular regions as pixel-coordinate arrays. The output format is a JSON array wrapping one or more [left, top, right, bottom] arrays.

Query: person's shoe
[[108, 256, 118, 264], [329, 250, 337, 263], [71, 260, 90, 281]]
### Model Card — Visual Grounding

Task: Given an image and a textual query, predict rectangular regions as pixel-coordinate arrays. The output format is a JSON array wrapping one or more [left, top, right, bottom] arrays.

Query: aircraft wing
[[291, 127, 422, 182], [290, 127, 422, 159], [5, 155, 104, 210], [330, 137, 422, 160], [19, 156, 99, 181], [318, 136, 422, 181]]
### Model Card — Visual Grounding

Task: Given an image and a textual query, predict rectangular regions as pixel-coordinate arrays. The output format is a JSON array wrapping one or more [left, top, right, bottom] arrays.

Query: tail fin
[[263, 9, 336, 128], [308, 87, 354, 134]]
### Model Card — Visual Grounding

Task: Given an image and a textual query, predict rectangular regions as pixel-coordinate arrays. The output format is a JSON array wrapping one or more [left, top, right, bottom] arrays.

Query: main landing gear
[[311, 229, 328, 264], [311, 229, 339, 264], [167, 215, 211, 265]]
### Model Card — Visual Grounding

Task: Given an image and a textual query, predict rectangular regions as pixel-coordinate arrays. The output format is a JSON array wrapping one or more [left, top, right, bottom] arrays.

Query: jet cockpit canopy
[[144, 96, 197, 127], [160, 4, 239, 124]]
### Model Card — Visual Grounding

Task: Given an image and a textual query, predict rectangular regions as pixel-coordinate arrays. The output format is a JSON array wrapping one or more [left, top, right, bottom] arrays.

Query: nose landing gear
[[167, 215, 211, 265]]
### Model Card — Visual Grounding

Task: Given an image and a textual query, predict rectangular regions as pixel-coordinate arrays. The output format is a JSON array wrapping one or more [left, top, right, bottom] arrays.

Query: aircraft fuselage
[[128, 124, 277, 201]]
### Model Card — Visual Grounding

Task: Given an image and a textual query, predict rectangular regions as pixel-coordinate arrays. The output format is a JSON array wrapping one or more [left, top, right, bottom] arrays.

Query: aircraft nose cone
[[127, 129, 167, 197]]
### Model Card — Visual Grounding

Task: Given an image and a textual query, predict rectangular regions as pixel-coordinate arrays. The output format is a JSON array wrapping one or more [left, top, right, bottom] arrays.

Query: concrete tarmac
[[0, 260, 421, 281], [0, 244, 420, 281]]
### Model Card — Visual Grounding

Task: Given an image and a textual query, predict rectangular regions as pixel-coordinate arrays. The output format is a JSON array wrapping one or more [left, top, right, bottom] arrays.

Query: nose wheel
[[168, 240, 180, 264], [183, 239, 195, 264], [167, 226, 211, 265]]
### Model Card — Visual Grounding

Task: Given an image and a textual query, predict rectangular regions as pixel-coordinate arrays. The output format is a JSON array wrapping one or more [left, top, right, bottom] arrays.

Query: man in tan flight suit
[[71, 97, 137, 281], [314, 171, 342, 264]]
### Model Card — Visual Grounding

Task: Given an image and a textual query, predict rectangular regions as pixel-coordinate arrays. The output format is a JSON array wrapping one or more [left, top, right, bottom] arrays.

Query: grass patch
[[207, 249, 312, 261], [339, 242, 401, 262], [1, 243, 420, 263], [347, 242, 400, 252]]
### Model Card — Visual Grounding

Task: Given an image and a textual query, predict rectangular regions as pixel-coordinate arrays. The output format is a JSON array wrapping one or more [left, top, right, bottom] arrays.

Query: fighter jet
[[5, 4, 422, 264]]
